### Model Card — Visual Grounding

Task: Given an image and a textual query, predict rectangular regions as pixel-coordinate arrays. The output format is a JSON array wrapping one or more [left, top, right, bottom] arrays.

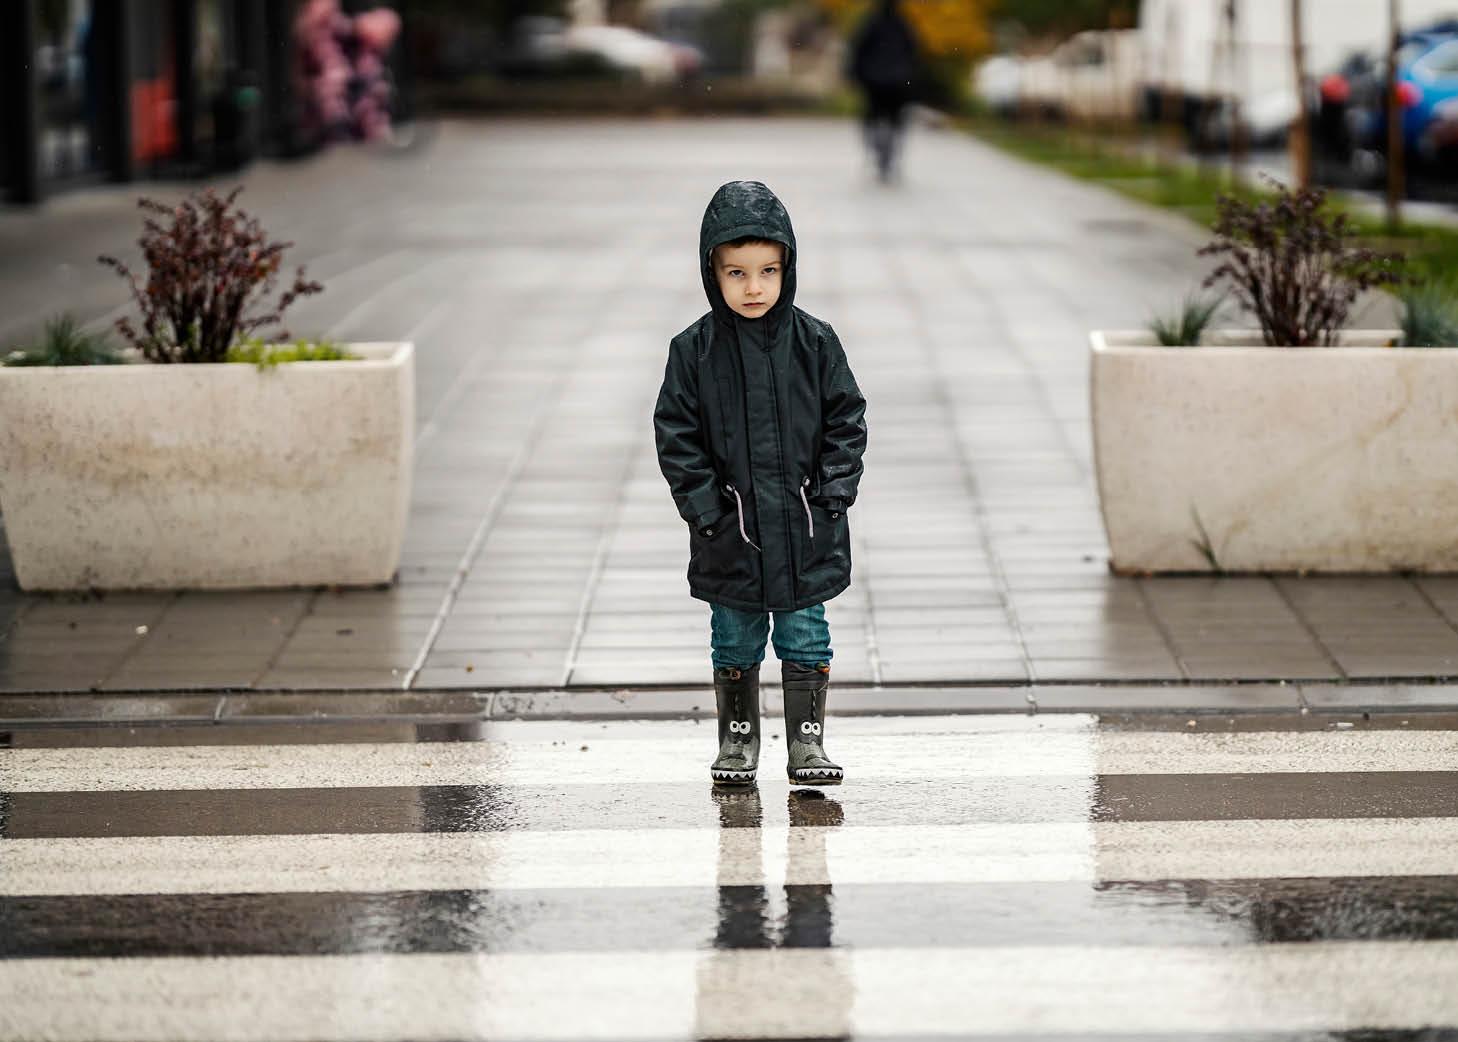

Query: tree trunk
[[1387, 0, 1404, 230], [1226, 0, 1246, 185], [1290, 0, 1310, 190]]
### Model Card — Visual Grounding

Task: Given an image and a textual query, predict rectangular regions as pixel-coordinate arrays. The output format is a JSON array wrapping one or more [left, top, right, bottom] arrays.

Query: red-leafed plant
[[1199, 180, 1406, 347], [99, 187, 323, 363]]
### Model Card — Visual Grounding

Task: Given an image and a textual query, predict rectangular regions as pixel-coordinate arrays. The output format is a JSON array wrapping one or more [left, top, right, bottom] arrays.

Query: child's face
[[714, 242, 783, 319]]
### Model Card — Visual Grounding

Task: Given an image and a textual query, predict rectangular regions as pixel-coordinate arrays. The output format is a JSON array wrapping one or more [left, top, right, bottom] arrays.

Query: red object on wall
[[131, 78, 178, 163]]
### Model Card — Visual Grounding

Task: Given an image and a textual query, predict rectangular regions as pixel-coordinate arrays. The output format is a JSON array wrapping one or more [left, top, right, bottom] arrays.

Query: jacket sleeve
[[654, 336, 730, 531], [814, 327, 868, 511]]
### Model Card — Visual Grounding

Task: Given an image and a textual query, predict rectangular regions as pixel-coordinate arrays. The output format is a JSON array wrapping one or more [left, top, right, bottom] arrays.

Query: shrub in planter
[[1197, 179, 1406, 346], [98, 186, 323, 363], [0, 188, 413, 591]]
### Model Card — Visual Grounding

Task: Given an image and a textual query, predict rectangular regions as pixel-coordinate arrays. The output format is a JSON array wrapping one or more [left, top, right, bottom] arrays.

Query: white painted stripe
[[5, 942, 1458, 1041], [1095, 816, 1458, 882], [1095, 728, 1458, 775], [6, 818, 1458, 897], [0, 732, 1100, 791], [7, 724, 1458, 792], [853, 940, 1458, 1035], [0, 823, 1095, 896]]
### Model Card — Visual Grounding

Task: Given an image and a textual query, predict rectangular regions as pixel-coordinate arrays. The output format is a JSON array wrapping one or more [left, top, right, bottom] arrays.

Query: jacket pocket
[[689, 510, 756, 596], [798, 477, 848, 575]]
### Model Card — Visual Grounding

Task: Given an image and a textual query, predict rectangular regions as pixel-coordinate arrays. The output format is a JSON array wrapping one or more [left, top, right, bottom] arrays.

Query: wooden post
[[1387, 0, 1404, 229], [1161, 2, 1182, 163], [1226, 0, 1246, 185], [1289, 0, 1311, 189]]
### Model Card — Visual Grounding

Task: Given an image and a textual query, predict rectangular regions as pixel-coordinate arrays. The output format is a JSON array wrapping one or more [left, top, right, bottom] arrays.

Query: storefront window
[[34, 0, 100, 182]]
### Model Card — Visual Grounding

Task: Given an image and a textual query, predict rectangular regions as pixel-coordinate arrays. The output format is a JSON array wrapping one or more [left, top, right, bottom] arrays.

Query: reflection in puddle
[[695, 787, 852, 1041], [710, 788, 771, 950], [1095, 876, 1458, 945], [783, 791, 841, 949]]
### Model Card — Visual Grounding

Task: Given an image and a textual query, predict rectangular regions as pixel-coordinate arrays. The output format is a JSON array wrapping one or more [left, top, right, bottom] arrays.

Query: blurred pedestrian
[[292, 0, 401, 147], [848, 0, 925, 181], [654, 181, 868, 789]]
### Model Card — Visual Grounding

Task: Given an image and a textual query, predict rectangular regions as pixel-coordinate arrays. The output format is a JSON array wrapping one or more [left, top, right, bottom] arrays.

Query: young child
[[654, 180, 868, 787]]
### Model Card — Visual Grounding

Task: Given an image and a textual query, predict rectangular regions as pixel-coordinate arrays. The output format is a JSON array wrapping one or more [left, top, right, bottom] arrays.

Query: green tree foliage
[[992, 0, 1139, 37]]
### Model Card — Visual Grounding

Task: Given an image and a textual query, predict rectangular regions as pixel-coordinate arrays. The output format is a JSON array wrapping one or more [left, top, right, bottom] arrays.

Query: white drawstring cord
[[799, 478, 814, 539], [726, 485, 761, 552]]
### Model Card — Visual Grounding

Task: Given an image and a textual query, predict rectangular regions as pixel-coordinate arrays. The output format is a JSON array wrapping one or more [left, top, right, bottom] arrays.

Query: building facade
[[2, 0, 300, 204]]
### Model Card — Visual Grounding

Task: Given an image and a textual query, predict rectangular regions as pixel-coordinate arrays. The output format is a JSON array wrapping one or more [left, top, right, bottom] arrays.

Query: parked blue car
[[1406, 34, 1458, 159], [1315, 26, 1458, 187]]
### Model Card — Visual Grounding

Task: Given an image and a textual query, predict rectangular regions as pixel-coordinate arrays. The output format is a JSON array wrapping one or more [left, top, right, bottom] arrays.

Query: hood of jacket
[[699, 180, 798, 333]]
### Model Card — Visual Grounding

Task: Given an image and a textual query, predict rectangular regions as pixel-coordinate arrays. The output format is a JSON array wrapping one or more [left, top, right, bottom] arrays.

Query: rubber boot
[[782, 661, 843, 786], [710, 664, 760, 786]]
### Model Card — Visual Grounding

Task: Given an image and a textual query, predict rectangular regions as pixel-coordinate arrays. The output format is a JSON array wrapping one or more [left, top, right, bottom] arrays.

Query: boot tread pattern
[[789, 766, 843, 785], [711, 767, 757, 785]]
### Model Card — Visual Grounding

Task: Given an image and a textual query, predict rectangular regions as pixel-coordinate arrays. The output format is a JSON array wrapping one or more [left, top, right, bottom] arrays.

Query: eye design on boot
[[729, 720, 753, 734], [799, 721, 822, 736]]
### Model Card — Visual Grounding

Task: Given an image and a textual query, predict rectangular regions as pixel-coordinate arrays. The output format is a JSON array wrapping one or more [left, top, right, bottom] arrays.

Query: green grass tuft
[[225, 337, 358, 369], [960, 116, 1458, 297], [1399, 282, 1458, 347], [4, 314, 125, 366], [1149, 293, 1224, 346]]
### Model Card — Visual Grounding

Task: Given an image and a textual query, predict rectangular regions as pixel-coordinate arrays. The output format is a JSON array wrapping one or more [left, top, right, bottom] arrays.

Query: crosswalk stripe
[[7, 725, 1458, 791], [0, 730, 1099, 790], [1, 778, 1095, 837], [0, 824, 1093, 895], [8, 875, 1458, 958], [4, 942, 1458, 1040], [7, 770, 1458, 839], [7, 819, 1458, 896]]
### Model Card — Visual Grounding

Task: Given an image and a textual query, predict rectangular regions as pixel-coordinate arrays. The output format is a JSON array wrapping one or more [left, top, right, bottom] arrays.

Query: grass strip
[[959, 116, 1458, 290]]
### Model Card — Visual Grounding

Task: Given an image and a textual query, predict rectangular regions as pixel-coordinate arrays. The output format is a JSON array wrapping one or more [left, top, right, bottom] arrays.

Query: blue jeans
[[709, 602, 831, 670]]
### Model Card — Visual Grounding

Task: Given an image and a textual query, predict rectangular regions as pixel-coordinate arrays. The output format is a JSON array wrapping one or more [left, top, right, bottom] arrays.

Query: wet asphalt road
[[6, 706, 1458, 1039]]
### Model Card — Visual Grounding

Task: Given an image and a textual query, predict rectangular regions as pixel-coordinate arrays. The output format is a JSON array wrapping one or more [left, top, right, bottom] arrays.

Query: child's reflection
[[710, 787, 771, 950], [783, 790, 842, 949], [694, 787, 852, 1041]]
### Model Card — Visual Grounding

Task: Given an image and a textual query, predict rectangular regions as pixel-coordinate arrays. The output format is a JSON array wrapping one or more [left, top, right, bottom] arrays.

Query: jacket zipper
[[766, 355, 796, 606]]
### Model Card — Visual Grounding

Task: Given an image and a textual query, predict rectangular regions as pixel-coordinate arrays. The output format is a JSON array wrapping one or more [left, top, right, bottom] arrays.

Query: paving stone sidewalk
[[2, 117, 1455, 700]]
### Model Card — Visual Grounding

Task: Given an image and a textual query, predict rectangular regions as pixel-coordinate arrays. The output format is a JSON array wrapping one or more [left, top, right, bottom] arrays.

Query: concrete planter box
[[1088, 328, 1458, 574], [0, 342, 414, 591]]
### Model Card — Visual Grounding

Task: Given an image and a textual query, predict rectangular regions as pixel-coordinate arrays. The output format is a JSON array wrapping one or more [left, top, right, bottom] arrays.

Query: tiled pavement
[[2, 117, 1454, 700]]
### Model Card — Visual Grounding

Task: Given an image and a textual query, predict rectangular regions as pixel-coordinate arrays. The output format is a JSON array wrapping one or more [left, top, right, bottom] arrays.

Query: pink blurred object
[[355, 9, 401, 53], [293, 1, 402, 145]]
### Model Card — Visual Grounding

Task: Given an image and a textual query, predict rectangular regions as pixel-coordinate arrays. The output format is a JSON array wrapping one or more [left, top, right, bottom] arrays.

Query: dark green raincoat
[[653, 181, 868, 613]]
